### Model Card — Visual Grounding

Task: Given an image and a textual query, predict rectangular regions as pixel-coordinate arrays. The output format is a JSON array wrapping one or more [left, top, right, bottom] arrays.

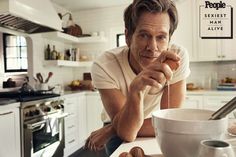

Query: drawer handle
[[0, 111, 13, 116], [68, 125, 75, 129], [68, 139, 75, 144]]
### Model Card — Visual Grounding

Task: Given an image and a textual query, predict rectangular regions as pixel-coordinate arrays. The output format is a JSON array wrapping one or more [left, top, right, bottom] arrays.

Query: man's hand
[[84, 124, 115, 151], [129, 51, 180, 94]]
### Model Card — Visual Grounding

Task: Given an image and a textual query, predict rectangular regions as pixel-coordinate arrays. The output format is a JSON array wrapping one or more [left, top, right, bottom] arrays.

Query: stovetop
[[0, 91, 60, 102]]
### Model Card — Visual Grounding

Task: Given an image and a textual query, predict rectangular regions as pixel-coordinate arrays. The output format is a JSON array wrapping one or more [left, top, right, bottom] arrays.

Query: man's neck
[[128, 49, 142, 74]]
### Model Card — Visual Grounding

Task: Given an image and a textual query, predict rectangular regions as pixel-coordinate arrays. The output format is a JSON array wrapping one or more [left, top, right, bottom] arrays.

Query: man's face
[[126, 12, 170, 71]]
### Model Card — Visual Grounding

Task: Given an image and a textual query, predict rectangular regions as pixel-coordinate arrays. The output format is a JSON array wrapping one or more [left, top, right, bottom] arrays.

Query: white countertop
[[110, 138, 163, 157], [187, 90, 236, 95], [110, 135, 236, 157]]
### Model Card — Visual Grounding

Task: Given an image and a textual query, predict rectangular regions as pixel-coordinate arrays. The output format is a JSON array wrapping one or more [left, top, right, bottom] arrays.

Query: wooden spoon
[[45, 72, 53, 83]]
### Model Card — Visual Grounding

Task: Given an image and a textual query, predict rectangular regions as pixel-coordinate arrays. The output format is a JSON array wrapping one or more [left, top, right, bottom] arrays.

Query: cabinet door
[[63, 96, 79, 156], [194, 0, 220, 61], [0, 108, 20, 157], [86, 94, 104, 136], [220, 0, 236, 61], [172, 0, 194, 61], [182, 95, 203, 109], [203, 95, 235, 118], [78, 94, 87, 145]]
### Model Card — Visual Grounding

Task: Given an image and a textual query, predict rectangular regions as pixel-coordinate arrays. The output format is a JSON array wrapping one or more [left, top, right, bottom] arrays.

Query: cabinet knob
[[218, 55, 221, 58], [221, 55, 225, 58]]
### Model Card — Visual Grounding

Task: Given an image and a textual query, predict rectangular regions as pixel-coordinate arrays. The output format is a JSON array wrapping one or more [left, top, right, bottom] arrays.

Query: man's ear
[[125, 28, 131, 47]]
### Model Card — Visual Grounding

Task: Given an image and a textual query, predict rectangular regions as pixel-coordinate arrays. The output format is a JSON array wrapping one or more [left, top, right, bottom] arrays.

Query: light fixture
[[58, 12, 75, 28], [58, 12, 83, 36]]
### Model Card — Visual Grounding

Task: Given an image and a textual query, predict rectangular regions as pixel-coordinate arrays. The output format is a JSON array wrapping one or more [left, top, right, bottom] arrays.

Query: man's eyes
[[156, 35, 167, 41], [139, 33, 149, 39], [138, 33, 167, 42]]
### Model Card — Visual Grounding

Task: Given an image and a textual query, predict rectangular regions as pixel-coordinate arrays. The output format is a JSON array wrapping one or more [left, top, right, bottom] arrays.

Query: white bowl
[[152, 108, 228, 157]]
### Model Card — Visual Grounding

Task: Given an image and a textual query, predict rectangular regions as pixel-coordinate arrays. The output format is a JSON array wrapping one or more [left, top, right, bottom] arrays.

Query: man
[[85, 0, 190, 155]]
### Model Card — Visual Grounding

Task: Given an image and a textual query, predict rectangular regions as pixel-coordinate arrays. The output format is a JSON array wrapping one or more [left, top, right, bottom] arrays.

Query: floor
[[69, 148, 108, 157]]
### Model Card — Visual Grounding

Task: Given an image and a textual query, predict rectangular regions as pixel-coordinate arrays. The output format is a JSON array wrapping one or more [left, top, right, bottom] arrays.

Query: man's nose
[[147, 38, 159, 52]]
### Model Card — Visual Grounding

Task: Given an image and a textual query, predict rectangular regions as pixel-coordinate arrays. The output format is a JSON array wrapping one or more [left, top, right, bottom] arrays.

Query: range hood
[[0, 0, 62, 34]]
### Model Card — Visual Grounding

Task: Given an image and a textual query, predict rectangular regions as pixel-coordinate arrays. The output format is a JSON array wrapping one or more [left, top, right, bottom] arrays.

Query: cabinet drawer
[[65, 116, 77, 134], [65, 130, 78, 148], [64, 102, 77, 115]]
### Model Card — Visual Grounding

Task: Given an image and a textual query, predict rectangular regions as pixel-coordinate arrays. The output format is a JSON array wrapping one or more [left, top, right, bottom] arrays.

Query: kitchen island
[[110, 137, 163, 157], [110, 134, 236, 157]]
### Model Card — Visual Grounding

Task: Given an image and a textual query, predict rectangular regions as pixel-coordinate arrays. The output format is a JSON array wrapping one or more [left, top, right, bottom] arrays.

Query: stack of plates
[[217, 83, 236, 91]]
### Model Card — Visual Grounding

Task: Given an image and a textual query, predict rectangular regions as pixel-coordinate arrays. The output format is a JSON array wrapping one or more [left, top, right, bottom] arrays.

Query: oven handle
[[25, 113, 68, 130], [56, 113, 69, 119], [26, 120, 46, 130]]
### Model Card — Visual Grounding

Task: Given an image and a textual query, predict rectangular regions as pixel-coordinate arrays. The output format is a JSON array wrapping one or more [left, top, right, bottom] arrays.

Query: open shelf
[[43, 60, 93, 67], [41, 31, 107, 44]]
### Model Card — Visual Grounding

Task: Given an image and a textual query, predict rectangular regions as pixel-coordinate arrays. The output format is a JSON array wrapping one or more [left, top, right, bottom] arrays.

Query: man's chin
[[141, 57, 157, 65]]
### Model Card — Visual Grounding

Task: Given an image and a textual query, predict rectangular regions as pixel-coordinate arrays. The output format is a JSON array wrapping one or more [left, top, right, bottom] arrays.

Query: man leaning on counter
[[85, 0, 190, 156]]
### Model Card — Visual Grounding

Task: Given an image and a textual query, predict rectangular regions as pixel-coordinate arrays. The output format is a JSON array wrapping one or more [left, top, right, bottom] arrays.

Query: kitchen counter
[[187, 90, 236, 95], [110, 138, 162, 157], [111, 135, 236, 157], [0, 98, 17, 106]]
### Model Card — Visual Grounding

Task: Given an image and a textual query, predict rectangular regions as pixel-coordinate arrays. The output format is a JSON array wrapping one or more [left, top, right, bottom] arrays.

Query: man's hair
[[124, 0, 178, 38]]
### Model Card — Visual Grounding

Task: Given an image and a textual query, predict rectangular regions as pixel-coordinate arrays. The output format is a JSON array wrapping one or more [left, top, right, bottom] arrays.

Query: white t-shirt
[[91, 44, 190, 122]]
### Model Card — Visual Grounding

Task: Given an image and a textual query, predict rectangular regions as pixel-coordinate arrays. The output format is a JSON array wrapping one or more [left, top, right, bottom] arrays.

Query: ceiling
[[51, 0, 133, 12]]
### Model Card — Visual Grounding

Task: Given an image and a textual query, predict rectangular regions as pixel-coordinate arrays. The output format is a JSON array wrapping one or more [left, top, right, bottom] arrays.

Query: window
[[116, 33, 126, 47], [3, 33, 28, 72]]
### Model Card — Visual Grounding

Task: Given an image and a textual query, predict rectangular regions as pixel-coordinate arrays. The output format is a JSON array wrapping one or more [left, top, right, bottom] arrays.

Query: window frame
[[116, 33, 126, 47], [3, 33, 28, 73]]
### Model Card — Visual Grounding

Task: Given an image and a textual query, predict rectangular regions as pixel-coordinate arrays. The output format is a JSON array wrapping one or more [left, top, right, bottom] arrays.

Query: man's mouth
[[140, 55, 159, 59]]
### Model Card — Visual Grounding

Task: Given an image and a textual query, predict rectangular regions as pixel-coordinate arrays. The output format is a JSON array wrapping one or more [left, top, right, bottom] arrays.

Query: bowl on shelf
[[152, 108, 228, 157]]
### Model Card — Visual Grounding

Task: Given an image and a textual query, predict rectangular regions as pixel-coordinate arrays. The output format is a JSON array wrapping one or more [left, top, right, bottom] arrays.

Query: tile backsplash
[[187, 61, 236, 89]]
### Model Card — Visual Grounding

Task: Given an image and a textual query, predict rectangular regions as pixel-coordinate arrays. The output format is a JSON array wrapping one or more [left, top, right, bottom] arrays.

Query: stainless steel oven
[[20, 97, 67, 157]]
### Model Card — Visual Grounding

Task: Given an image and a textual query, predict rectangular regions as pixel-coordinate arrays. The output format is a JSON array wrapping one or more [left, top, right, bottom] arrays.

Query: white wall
[[72, 5, 236, 90], [28, 34, 83, 89]]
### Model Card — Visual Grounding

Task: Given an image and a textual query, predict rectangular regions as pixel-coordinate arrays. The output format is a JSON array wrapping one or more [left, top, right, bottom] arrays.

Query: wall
[[28, 34, 83, 89], [72, 4, 236, 90]]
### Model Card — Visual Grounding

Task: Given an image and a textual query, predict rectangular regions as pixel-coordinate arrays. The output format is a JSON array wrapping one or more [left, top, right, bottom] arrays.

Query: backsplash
[[187, 61, 236, 89]]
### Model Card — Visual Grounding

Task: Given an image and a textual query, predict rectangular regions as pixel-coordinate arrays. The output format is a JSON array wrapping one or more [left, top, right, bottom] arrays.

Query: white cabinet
[[77, 94, 87, 147], [194, 0, 236, 61], [185, 91, 235, 118], [86, 93, 104, 137], [220, 0, 236, 61], [63, 95, 79, 156], [182, 95, 203, 109], [203, 95, 235, 118], [0, 103, 20, 157], [172, 0, 195, 61], [63, 93, 87, 156]]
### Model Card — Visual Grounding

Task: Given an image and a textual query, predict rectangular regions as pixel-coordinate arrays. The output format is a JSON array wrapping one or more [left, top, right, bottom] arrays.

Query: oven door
[[23, 113, 67, 157]]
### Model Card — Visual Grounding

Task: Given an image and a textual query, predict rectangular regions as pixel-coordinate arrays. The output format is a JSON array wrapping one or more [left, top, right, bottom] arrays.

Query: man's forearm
[[112, 91, 144, 142], [137, 118, 155, 137]]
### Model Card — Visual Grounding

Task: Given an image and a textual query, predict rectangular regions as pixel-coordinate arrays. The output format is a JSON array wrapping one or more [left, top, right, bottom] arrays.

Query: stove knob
[[34, 109, 40, 115], [44, 107, 51, 112], [60, 104, 64, 109], [29, 111, 34, 117], [54, 105, 59, 109], [25, 112, 30, 117]]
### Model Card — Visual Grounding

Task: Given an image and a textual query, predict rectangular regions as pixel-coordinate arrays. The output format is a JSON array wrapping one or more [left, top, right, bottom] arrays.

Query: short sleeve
[[91, 61, 119, 89], [169, 45, 191, 84]]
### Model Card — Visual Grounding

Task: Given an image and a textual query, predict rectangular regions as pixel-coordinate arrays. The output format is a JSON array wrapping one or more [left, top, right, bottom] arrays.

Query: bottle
[[51, 45, 58, 60], [45, 44, 51, 60]]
